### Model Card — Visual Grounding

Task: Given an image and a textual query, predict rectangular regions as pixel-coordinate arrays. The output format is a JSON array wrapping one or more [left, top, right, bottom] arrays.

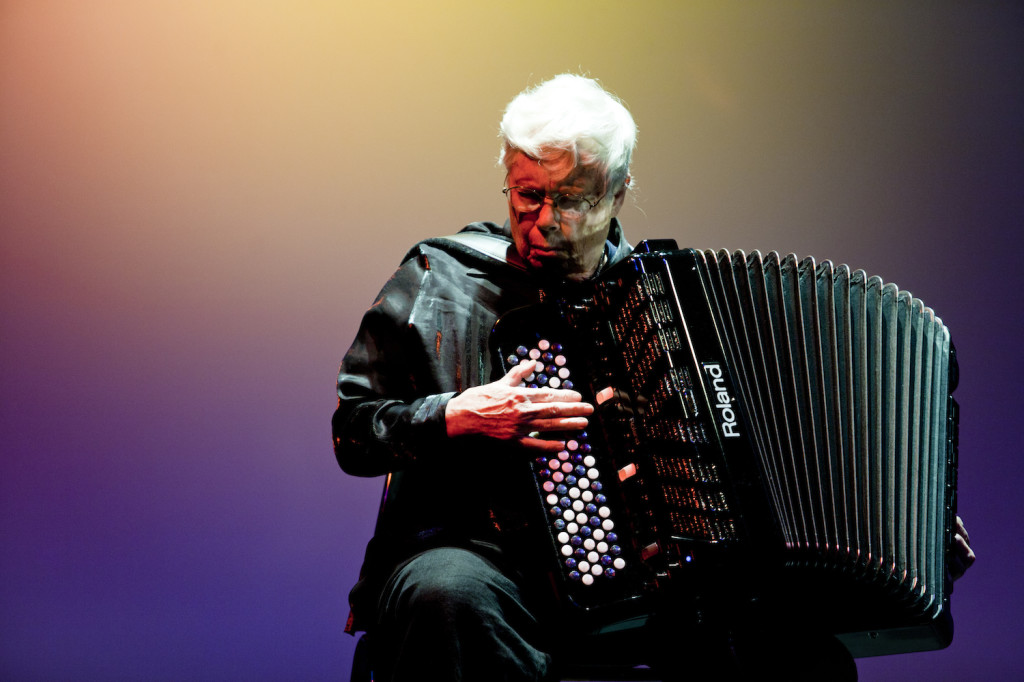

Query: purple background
[[2, 3, 1021, 680]]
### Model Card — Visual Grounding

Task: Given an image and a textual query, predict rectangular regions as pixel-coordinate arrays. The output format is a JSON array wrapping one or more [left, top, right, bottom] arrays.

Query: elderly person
[[333, 74, 974, 682], [334, 74, 633, 681]]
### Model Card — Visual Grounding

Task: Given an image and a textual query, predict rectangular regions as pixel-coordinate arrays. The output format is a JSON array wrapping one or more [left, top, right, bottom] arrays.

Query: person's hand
[[445, 360, 593, 451], [950, 515, 976, 581]]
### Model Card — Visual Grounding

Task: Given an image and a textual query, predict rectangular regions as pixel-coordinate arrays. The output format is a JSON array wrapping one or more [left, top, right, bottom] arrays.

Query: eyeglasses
[[502, 186, 603, 220]]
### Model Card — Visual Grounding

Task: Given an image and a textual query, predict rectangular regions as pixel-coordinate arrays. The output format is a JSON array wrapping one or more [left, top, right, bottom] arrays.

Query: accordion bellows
[[492, 241, 959, 658]]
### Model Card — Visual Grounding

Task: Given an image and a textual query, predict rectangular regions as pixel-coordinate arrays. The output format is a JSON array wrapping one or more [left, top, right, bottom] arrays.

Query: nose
[[535, 198, 560, 231]]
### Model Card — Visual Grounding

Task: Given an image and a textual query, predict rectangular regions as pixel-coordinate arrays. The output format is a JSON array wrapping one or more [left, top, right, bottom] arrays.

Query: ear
[[609, 174, 631, 217]]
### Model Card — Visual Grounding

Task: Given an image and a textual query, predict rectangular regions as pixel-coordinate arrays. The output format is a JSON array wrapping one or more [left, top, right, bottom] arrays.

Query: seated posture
[[332, 74, 975, 682]]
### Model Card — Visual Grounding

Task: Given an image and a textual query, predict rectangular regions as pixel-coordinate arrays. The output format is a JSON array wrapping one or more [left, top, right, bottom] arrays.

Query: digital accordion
[[491, 240, 960, 658]]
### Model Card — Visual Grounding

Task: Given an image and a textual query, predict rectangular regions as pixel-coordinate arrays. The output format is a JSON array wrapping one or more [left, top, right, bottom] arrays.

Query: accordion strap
[[436, 232, 527, 271]]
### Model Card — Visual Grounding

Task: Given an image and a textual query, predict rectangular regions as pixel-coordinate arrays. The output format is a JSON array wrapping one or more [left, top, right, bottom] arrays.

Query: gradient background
[[2, 2, 1021, 680]]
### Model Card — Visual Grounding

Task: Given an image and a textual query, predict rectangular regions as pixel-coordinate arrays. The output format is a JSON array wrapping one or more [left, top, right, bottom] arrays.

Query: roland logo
[[702, 363, 740, 438]]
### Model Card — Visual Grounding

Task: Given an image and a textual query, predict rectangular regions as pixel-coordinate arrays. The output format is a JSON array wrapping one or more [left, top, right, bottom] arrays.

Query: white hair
[[499, 74, 637, 191]]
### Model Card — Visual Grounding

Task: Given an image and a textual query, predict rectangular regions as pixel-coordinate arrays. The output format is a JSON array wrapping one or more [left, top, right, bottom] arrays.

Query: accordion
[[492, 240, 959, 658]]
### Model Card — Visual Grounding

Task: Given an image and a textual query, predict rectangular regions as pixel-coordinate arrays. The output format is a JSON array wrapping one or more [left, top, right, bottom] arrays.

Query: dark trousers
[[365, 545, 857, 681], [371, 547, 552, 682]]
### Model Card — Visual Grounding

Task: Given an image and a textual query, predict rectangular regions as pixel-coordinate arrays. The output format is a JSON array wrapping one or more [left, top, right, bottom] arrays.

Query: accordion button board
[[491, 241, 959, 658]]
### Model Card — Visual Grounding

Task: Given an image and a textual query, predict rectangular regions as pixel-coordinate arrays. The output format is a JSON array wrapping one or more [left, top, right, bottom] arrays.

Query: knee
[[388, 548, 506, 624]]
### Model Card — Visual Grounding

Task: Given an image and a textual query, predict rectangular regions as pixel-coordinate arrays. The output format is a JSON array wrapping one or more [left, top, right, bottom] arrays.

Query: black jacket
[[332, 219, 633, 627]]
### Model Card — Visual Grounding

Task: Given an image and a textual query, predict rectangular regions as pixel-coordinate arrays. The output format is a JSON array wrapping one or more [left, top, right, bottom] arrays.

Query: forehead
[[506, 153, 603, 191]]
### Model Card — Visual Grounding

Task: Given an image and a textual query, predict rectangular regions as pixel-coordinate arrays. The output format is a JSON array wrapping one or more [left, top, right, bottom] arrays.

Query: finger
[[527, 417, 590, 433], [955, 515, 970, 546], [527, 389, 586, 404], [954, 533, 976, 565], [503, 361, 588, 402], [523, 401, 594, 419], [518, 435, 570, 453], [949, 533, 976, 581]]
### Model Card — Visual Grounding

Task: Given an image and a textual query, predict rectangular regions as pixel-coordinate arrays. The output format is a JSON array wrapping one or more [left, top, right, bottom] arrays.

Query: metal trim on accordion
[[491, 240, 959, 658]]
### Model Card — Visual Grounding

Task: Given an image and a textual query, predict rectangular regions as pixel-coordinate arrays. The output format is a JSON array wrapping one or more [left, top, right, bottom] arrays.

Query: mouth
[[527, 241, 567, 256], [526, 246, 568, 265]]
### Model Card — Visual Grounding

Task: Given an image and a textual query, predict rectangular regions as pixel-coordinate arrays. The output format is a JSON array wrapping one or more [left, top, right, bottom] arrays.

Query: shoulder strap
[[434, 232, 527, 271]]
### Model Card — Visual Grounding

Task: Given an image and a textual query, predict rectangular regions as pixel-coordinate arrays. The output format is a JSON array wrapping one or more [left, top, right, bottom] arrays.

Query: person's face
[[506, 153, 626, 281]]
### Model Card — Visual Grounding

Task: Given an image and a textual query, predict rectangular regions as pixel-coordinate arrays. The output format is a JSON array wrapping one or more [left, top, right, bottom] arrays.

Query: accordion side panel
[[717, 251, 776, 475], [739, 251, 806, 548], [760, 252, 802, 547], [712, 250, 803, 544], [880, 283, 900, 582], [710, 253, 769, 476], [914, 306, 936, 612], [893, 290, 914, 593], [865, 275, 886, 576], [831, 264, 860, 565], [657, 251, 768, 548], [780, 254, 821, 552], [848, 270, 873, 574], [702, 251, 795, 546], [746, 251, 806, 551], [906, 298, 927, 605], [797, 256, 834, 556], [929, 324, 953, 614], [815, 260, 846, 557]]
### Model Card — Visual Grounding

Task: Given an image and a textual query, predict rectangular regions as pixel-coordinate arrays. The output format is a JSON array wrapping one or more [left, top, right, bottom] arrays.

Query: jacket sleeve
[[332, 254, 456, 477]]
